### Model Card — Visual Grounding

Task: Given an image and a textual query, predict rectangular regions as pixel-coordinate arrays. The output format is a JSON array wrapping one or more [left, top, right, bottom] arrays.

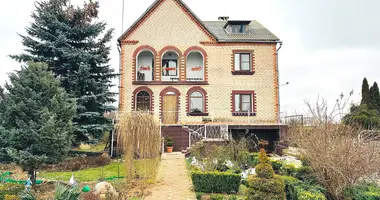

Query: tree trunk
[[28, 168, 36, 185]]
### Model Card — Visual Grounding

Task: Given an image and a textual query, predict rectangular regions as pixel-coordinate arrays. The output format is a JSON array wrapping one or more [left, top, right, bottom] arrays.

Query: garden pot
[[166, 146, 173, 153]]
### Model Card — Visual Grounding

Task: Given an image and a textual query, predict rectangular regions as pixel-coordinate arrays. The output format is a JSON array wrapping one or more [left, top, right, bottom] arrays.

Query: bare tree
[[288, 92, 380, 199]]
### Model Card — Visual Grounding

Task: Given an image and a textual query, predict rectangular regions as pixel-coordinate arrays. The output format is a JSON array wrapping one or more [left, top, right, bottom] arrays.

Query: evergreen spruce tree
[[369, 82, 380, 111], [361, 78, 370, 105], [3, 62, 76, 183], [11, 0, 117, 144]]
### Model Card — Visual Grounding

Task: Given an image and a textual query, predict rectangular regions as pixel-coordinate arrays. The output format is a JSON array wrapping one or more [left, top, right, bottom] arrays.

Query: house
[[117, 0, 287, 152]]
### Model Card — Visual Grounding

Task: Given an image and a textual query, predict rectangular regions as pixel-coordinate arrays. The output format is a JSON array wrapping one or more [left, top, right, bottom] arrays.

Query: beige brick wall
[[120, 0, 277, 124]]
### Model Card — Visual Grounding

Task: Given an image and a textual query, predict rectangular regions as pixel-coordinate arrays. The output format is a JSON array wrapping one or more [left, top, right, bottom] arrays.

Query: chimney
[[218, 16, 229, 21]]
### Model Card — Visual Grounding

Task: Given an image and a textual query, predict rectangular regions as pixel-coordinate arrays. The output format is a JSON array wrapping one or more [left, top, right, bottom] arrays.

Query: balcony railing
[[117, 110, 266, 125]]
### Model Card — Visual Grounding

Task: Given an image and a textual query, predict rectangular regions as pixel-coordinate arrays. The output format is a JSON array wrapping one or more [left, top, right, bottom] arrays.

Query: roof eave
[[217, 39, 281, 43]]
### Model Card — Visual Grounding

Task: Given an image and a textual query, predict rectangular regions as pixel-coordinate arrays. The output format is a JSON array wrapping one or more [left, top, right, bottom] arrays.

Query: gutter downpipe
[[276, 41, 283, 124]]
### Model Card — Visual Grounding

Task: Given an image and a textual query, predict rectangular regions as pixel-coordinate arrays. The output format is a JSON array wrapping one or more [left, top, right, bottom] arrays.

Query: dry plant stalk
[[116, 112, 161, 182], [288, 117, 380, 199]]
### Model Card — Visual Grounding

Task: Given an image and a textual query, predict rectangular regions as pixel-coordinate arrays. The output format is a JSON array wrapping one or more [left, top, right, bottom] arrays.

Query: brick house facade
[[117, 0, 287, 152]]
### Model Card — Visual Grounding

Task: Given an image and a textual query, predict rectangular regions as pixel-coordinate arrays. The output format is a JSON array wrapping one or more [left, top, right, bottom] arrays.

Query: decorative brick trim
[[159, 46, 183, 57], [231, 90, 257, 116], [186, 86, 208, 114], [184, 46, 208, 82], [200, 41, 277, 46], [118, 45, 126, 111], [273, 46, 279, 122], [133, 45, 158, 57], [119, 0, 216, 42], [231, 50, 255, 75], [160, 87, 181, 123], [132, 86, 154, 112], [132, 45, 158, 81], [133, 81, 208, 85], [122, 40, 139, 45]]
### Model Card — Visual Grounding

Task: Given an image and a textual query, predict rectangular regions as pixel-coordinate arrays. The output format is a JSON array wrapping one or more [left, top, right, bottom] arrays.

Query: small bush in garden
[[280, 176, 326, 200], [270, 160, 283, 172], [196, 192, 205, 200], [191, 171, 241, 194], [95, 153, 111, 166], [344, 183, 380, 200], [247, 148, 286, 200], [0, 183, 24, 199], [4, 194, 18, 200], [210, 193, 224, 200]]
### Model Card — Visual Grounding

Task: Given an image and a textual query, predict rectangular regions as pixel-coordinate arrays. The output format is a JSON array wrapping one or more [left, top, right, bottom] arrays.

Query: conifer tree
[[361, 78, 370, 105], [11, 0, 117, 144], [3, 62, 76, 183], [369, 82, 380, 111]]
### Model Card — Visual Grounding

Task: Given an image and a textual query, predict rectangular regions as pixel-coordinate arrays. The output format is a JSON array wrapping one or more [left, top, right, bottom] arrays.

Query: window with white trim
[[136, 51, 154, 81], [234, 53, 251, 71], [190, 92, 204, 113], [186, 52, 204, 81]]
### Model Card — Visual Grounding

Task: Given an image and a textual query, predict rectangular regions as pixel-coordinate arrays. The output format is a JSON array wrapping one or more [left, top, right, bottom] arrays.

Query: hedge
[[280, 176, 326, 200], [191, 171, 241, 194]]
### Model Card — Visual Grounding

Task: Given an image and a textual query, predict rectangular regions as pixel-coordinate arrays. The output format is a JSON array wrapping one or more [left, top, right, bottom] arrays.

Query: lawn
[[39, 161, 125, 182], [76, 143, 107, 152]]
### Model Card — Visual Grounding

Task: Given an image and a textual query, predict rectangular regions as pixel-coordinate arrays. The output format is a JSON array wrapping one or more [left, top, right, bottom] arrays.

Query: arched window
[[186, 51, 204, 81], [190, 92, 203, 113], [136, 91, 151, 111], [161, 51, 179, 81], [186, 87, 208, 116], [136, 51, 154, 81]]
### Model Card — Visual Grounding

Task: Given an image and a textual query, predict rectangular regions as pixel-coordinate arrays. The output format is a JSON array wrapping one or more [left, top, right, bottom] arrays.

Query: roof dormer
[[224, 20, 251, 34]]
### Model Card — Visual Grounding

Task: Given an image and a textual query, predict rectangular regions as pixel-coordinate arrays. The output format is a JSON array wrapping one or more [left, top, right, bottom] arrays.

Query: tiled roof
[[203, 20, 280, 42]]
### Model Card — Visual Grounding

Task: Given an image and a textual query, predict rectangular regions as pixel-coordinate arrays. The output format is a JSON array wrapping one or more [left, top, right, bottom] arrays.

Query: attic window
[[231, 24, 246, 33]]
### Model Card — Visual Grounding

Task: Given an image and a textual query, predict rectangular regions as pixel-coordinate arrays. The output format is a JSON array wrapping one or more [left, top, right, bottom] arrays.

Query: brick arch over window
[[159, 46, 183, 58], [132, 45, 158, 81], [184, 46, 208, 82], [186, 87, 208, 116], [132, 86, 154, 111]]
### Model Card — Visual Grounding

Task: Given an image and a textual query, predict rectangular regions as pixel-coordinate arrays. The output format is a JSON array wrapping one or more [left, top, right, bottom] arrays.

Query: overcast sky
[[1, 0, 379, 116]]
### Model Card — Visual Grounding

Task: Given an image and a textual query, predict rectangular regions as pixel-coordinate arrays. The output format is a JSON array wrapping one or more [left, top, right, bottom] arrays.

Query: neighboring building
[[117, 0, 286, 152]]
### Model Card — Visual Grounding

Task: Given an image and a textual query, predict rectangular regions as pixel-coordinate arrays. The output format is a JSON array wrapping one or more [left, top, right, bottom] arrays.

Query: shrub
[[280, 165, 316, 183], [196, 192, 204, 200], [0, 183, 24, 199], [191, 171, 241, 194], [247, 148, 286, 200], [270, 160, 283, 172], [95, 153, 112, 166], [344, 183, 380, 200], [210, 193, 224, 200], [280, 176, 326, 200], [5, 195, 18, 200]]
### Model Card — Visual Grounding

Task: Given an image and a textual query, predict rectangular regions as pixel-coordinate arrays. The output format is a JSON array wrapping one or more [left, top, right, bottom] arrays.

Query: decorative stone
[[94, 182, 118, 197]]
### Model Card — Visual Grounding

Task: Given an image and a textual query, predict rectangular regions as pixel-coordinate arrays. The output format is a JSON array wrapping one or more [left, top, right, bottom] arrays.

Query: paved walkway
[[144, 153, 196, 200]]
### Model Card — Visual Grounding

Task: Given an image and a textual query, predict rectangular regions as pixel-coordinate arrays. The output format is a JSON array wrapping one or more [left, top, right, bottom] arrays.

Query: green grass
[[39, 161, 125, 182]]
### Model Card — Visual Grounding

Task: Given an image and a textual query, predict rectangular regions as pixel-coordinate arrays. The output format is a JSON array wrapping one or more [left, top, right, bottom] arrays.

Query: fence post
[[204, 124, 207, 140]]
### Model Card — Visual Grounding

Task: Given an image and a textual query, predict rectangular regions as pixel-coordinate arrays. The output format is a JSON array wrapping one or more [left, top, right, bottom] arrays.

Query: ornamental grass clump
[[116, 112, 161, 182], [247, 148, 286, 200]]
